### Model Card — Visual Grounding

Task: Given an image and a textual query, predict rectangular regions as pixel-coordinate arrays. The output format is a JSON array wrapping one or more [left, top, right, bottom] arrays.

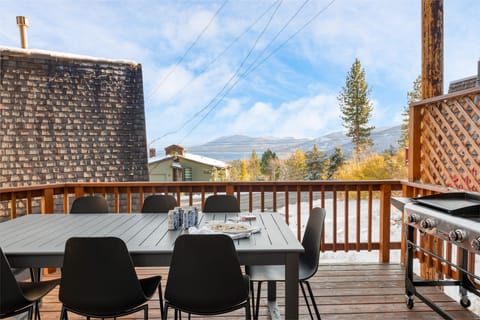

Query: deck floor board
[[36, 263, 480, 319]]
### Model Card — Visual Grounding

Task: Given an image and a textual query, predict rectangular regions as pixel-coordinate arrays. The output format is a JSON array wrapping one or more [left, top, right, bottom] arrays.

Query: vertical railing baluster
[[260, 186, 265, 212], [368, 186, 373, 251], [332, 186, 337, 252], [248, 185, 253, 212], [27, 191, 32, 215], [284, 187, 289, 226], [379, 184, 391, 262], [297, 187, 301, 240], [10, 193, 16, 219], [272, 185, 277, 212], [126, 187, 132, 213], [344, 186, 349, 252], [356, 186, 361, 251]]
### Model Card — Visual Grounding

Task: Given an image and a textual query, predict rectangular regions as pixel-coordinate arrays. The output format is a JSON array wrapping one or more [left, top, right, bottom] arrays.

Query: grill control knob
[[420, 218, 436, 229], [407, 214, 420, 224], [448, 229, 466, 242], [471, 238, 480, 251]]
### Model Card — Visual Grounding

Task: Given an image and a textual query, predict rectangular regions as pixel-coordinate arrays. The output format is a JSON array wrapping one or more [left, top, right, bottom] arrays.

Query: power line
[[239, 0, 309, 79], [178, 1, 284, 144], [159, 1, 280, 113], [151, 0, 337, 147], [146, 0, 228, 103], [188, 0, 338, 131], [147, 1, 281, 148], [242, 0, 337, 80]]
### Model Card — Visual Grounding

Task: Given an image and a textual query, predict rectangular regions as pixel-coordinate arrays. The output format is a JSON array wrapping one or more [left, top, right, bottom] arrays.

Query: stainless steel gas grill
[[404, 192, 480, 320]]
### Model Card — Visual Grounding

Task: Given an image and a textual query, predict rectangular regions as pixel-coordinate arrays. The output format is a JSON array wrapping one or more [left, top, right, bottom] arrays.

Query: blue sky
[[1, 0, 479, 150]]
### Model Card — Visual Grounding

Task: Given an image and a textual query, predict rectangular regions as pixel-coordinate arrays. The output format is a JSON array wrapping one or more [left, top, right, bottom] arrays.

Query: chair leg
[[158, 283, 165, 320], [249, 281, 255, 318], [255, 281, 262, 320], [34, 301, 39, 320], [163, 305, 169, 320], [305, 280, 321, 320], [60, 306, 67, 320], [27, 305, 34, 320], [246, 299, 252, 320], [144, 305, 148, 320], [300, 281, 313, 319]]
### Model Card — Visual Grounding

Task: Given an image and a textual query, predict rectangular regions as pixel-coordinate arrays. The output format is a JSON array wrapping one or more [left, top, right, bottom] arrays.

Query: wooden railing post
[[41, 188, 54, 214], [379, 184, 391, 263], [225, 184, 234, 195], [408, 105, 422, 182]]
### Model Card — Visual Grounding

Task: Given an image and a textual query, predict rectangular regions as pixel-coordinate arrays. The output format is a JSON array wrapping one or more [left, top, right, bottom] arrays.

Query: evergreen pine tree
[[305, 144, 327, 180], [326, 146, 345, 179], [338, 58, 374, 162], [260, 149, 279, 180]]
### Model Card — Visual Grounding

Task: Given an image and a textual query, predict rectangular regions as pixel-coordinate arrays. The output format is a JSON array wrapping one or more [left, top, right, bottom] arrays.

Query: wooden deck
[[37, 263, 480, 320]]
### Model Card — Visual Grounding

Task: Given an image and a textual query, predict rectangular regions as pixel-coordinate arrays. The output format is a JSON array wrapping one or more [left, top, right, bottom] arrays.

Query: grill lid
[[413, 192, 480, 217]]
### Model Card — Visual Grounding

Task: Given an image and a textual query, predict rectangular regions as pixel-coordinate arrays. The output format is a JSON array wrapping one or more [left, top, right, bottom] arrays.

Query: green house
[[148, 145, 229, 182]]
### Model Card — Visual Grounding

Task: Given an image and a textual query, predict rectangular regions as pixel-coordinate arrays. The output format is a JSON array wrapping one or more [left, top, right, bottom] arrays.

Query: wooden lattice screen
[[410, 87, 480, 191]]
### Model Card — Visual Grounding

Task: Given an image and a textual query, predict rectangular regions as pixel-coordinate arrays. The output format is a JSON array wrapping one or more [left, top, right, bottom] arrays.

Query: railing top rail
[[0, 180, 404, 196], [410, 86, 480, 107]]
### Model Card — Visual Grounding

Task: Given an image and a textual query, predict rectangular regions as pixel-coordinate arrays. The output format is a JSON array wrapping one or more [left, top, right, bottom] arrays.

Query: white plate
[[205, 222, 255, 234]]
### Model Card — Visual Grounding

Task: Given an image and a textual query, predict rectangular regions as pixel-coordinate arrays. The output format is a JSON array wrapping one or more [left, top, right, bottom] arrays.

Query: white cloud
[[2, 0, 480, 150]]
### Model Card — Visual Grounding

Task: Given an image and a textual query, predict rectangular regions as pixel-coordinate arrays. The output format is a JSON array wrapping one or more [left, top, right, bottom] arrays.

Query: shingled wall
[[0, 47, 149, 188]]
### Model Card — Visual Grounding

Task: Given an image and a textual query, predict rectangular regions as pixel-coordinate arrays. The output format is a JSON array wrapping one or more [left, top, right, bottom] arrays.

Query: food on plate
[[207, 222, 251, 233]]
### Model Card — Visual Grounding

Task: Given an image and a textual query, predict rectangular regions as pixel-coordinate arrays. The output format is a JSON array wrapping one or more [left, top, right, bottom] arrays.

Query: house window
[[183, 167, 193, 181]]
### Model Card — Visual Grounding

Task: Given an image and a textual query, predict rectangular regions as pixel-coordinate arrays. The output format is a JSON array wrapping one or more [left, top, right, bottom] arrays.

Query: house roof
[[0, 46, 139, 66], [148, 152, 228, 169]]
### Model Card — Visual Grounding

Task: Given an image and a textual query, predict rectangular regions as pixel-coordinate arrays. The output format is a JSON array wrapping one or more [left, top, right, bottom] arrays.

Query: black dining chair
[[163, 234, 251, 319], [70, 195, 109, 213], [203, 194, 240, 212], [59, 237, 163, 320], [246, 207, 326, 320], [0, 248, 60, 320], [141, 194, 177, 213]]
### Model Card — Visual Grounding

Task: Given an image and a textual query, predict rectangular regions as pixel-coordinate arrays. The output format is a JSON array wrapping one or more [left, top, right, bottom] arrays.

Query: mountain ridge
[[186, 125, 402, 161]]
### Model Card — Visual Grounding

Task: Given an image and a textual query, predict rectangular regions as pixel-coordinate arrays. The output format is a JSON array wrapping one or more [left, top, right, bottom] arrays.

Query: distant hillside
[[187, 125, 402, 161]]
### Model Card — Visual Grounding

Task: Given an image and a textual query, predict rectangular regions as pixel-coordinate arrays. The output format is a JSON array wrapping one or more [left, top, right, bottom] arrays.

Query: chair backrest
[[0, 248, 29, 315], [203, 195, 240, 213], [141, 194, 177, 213], [59, 237, 145, 315], [164, 234, 248, 313], [300, 207, 326, 279], [70, 195, 109, 214]]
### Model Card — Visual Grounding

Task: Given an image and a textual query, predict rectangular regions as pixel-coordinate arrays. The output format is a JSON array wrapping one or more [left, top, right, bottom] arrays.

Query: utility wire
[[242, 0, 337, 80], [146, 0, 228, 103], [159, 0, 280, 111], [151, 0, 337, 147], [148, 1, 282, 148], [186, 0, 337, 138], [239, 0, 309, 79], [178, 1, 283, 144]]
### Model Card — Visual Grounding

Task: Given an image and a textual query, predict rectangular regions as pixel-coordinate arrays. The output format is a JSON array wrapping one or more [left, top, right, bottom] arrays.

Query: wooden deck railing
[[1, 179, 476, 280], [0, 180, 403, 263]]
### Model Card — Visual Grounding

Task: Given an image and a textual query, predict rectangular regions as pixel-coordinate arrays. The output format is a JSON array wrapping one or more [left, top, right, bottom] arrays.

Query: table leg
[[285, 252, 299, 319], [267, 281, 281, 320]]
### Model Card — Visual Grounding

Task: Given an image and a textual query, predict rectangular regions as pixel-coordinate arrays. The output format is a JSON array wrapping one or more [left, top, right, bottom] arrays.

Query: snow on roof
[[0, 46, 139, 66], [183, 152, 228, 168], [148, 155, 173, 164], [148, 152, 228, 168]]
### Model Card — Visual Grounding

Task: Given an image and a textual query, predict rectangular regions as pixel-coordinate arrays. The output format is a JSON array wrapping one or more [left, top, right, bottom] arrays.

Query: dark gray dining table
[[0, 212, 304, 319]]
